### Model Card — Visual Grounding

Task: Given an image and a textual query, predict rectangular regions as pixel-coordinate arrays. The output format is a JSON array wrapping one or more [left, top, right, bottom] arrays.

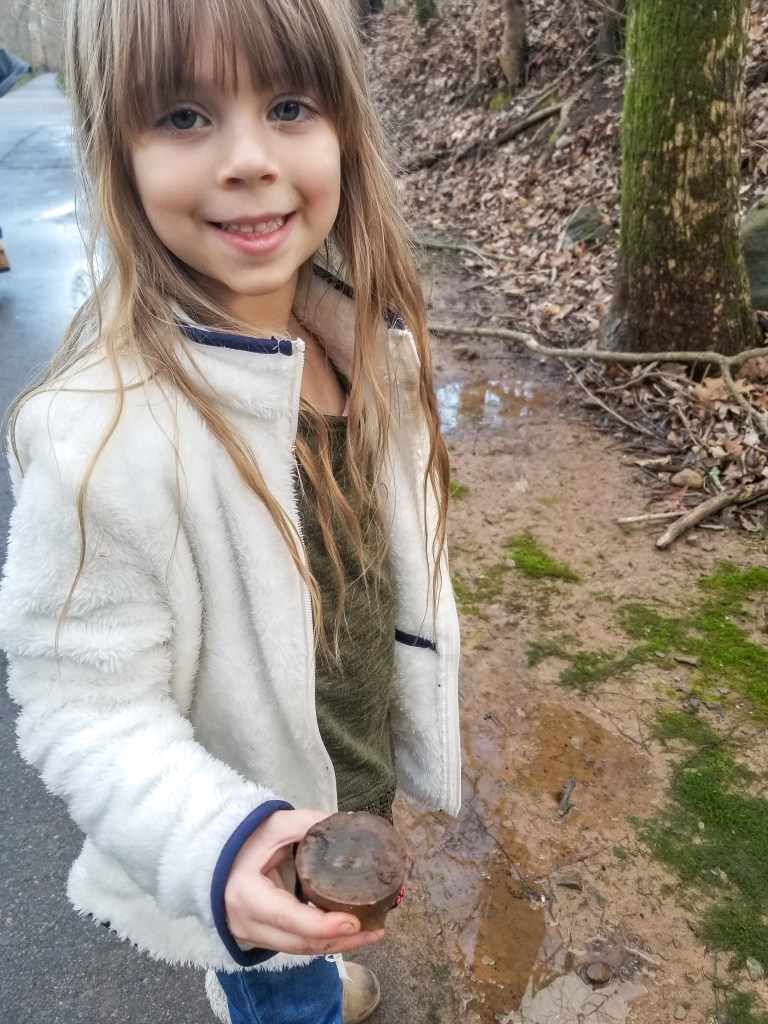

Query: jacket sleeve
[[0, 397, 281, 941]]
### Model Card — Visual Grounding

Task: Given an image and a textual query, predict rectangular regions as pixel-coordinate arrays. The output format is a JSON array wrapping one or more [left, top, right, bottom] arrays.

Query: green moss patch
[[641, 712, 768, 970], [452, 534, 580, 616], [527, 562, 768, 714], [559, 648, 643, 692], [452, 562, 509, 616], [718, 992, 768, 1024], [506, 533, 582, 582], [449, 478, 469, 499]]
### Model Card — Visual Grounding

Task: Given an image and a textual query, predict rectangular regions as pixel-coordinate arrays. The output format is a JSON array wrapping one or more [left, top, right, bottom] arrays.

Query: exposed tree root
[[428, 321, 768, 437]]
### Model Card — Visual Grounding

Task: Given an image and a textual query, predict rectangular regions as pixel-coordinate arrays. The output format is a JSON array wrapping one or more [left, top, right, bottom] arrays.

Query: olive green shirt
[[296, 412, 396, 817]]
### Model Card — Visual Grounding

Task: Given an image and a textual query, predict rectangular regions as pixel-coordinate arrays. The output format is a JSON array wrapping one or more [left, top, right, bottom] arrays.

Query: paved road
[[0, 74, 214, 1024]]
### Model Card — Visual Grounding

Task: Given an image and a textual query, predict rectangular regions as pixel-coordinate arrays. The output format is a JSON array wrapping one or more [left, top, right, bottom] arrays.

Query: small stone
[[698, 821, 706, 831], [672, 654, 701, 667], [564, 204, 611, 246], [637, 878, 653, 895], [452, 344, 477, 361], [674, 1005, 688, 1020], [658, 946, 674, 961], [556, 875, 583, 891], [746, 956, 765, 981], [584, 962, 613, 986], [671, 469, 705, 489]]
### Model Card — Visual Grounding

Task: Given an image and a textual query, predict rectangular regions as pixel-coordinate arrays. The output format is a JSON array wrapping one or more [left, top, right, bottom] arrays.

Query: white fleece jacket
[[0, 275, 461, 971]]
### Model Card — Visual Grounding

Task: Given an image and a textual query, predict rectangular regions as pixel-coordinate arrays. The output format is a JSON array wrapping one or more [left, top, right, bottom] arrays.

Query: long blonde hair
[[12, 0, 450, 646]]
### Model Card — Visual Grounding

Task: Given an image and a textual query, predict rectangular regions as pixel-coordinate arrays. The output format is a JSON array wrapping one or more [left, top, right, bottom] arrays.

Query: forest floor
[[353, 3, 768, 1023], [354, 259, 768, 1024]]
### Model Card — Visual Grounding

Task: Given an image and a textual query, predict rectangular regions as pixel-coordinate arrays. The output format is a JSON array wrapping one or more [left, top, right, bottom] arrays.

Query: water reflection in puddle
[[499, 929, 646, 1024], [403, 800, 552, 1021], [397, 701, 650, 1022], [438, 378, 550, 431]]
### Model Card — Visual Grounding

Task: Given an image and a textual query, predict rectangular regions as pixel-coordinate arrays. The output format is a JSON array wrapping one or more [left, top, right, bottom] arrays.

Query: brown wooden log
[[295, 812, 408, 931]]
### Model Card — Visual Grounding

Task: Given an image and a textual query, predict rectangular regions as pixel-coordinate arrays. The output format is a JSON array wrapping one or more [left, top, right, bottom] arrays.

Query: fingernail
[[340, 922, 357, 934]]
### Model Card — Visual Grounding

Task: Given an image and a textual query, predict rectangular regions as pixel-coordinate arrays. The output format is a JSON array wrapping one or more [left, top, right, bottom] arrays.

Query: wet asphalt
[[0, 74, 214, 1024]]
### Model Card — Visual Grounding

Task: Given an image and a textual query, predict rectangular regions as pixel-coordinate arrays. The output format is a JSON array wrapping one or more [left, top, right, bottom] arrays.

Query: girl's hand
[[223, 809, 386, 956]]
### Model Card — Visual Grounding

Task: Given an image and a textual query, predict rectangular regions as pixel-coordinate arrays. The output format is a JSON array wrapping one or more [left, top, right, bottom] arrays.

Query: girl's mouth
[[210, 213, 294, 255], [216, 215, 288, 236]]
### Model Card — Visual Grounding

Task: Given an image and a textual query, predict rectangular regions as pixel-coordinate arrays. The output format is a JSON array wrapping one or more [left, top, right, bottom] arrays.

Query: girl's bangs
[[118, 0, 347, 137]]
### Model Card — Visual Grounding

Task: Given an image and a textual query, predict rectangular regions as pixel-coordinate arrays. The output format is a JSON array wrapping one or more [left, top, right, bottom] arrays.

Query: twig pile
[[577, 359, 768, 541]]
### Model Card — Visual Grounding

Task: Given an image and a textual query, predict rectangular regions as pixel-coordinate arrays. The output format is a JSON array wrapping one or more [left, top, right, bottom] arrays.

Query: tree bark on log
[[500, 0, 527, 87], [295, 813, 407, 932], [607, 0, 760, 356]]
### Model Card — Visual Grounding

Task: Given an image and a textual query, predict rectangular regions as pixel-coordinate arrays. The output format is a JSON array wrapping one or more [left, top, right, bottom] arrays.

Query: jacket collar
[[175, 270, 421, 418]]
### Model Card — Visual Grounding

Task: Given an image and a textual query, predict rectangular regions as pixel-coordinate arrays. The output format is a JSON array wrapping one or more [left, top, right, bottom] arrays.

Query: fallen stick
[[571, 368, 662, 439], [428, 321, 768, 369], [617, 511, 684, 524], [420, 238, 502, 263], [655, 478, 768, 549]]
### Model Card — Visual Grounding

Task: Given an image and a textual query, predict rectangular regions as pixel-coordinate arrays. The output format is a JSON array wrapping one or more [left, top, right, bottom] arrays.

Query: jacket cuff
[[210, 800, 294, 967]]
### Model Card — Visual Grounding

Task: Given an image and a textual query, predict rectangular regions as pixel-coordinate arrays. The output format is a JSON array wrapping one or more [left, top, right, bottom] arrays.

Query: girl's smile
[[130, 67, 341, 331], [211, 213, 294, 255]]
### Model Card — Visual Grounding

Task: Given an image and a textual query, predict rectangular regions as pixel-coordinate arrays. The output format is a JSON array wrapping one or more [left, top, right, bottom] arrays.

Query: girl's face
[[130, 57, 341, 331]]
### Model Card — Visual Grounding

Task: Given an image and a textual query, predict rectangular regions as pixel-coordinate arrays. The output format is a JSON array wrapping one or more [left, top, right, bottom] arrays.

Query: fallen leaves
[[365, 0, 768, 539]]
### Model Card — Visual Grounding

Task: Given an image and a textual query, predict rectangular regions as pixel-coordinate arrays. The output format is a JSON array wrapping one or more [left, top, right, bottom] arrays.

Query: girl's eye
[[164, 109, 206, 132], [269, 100, 313, 124]]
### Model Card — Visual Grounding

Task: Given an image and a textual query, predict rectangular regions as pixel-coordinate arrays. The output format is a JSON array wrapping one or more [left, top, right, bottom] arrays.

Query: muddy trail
[[354, 264, 768, 1024]]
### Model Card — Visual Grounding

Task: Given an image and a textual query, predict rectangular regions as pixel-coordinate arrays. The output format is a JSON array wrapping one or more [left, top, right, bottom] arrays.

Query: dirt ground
[[352, 263, 768, 1024]]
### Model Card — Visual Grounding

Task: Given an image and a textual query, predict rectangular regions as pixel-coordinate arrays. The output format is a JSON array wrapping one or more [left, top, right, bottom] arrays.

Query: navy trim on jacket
[[211, 800, 294, 967], [181, 324, 294, 356], [395, 628, 437, 652]]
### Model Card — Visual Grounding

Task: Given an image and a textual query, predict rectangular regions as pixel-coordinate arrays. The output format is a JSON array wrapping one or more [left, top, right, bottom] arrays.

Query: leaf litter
[[366, 0, 768, 538]]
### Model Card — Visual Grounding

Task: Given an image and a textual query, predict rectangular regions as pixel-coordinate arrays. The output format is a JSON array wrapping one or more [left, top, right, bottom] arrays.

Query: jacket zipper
[[440, 582, 462, 813]]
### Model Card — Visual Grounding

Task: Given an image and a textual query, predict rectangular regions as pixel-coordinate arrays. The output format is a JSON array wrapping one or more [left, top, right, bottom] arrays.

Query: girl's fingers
[[244, 922, 385, 958], [225, 808, 390, 953], [246, 884, 359, 940]]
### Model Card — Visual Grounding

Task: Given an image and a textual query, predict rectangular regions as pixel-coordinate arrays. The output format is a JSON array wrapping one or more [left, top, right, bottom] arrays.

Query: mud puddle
[[396, 699, 653, 1022], [437, 376, 552, 432]]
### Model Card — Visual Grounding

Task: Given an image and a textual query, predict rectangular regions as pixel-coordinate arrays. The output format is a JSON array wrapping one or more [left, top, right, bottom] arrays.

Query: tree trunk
[[593, 0, 627, 59], [413, 0, 437, 28], [500, 0, 526, 87], [607, 0, 760, 356]]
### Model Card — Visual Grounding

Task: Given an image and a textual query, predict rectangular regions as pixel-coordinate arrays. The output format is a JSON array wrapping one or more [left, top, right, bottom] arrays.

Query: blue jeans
[[215, 956, 343, 1024]]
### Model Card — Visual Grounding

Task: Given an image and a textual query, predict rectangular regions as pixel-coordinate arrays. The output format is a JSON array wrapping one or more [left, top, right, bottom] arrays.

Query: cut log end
[[295, 812, 408, 931]]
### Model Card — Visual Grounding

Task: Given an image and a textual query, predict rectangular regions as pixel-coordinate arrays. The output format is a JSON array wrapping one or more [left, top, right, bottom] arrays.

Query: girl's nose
[[216, 124, 280, 186]]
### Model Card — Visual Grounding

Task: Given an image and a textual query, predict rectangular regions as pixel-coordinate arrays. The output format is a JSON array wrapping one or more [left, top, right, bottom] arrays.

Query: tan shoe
[[342, 962, 381, 1024], [0, 236, 9, 273]]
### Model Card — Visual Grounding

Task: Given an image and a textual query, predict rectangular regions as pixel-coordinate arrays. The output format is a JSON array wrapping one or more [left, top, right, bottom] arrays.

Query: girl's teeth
[[221, 218, 285, 236]]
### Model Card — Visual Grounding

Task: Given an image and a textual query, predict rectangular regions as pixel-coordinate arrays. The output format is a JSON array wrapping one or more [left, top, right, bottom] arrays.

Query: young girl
[[0, 0, 461, 1021]]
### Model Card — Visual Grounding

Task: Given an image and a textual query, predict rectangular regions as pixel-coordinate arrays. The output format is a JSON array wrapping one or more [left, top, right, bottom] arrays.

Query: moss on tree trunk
[[607, 0, 759, 355]]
